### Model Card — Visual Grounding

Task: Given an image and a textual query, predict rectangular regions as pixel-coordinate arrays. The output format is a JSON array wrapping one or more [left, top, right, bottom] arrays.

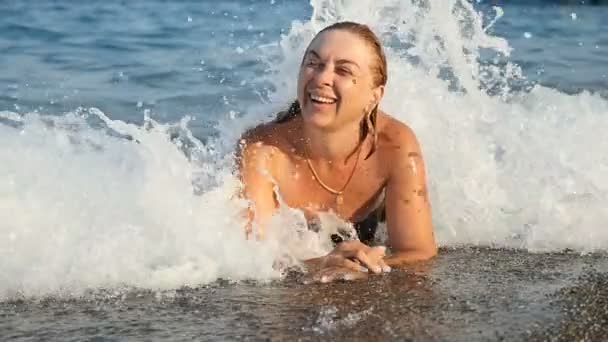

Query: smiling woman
[[236, 22, 437, 283]]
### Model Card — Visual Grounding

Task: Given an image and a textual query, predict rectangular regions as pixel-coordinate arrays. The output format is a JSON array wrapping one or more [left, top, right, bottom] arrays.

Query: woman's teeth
[[310, 94, 336, 104]]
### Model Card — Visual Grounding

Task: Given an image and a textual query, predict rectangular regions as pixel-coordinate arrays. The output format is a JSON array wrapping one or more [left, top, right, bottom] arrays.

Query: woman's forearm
[[302, 256, 325, 273], [383, 247, 437, 266]]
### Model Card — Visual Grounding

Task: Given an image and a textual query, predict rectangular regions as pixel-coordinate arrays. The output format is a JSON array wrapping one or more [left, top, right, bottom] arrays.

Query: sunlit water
[[1, 0, 608, 339]]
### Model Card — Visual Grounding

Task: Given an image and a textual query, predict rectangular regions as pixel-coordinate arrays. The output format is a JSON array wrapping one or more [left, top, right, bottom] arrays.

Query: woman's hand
[[303, 240, 391, 283], [330, 240, 391, 274]]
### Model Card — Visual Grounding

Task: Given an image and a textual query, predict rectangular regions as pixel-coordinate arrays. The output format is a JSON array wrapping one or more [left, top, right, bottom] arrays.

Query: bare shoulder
[[236, 120, 292, 166], [376, 111, 421, 153], [240, 121, 280, 145]]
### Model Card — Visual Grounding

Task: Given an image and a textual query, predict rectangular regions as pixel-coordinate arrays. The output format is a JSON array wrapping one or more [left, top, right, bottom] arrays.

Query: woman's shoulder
[[237, 120, 294, 162], [375, 111, 426, 181], [240, 121, 279, 145], [376, 111, 420, 151]]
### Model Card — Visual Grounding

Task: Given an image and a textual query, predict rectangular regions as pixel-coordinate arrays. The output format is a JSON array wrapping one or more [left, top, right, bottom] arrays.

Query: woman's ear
[[370, 85, 385, 110], [365, 85, 385, 113]]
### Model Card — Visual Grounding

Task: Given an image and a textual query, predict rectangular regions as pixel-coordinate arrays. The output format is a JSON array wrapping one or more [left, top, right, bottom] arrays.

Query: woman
[[237, 22, 436, 282]]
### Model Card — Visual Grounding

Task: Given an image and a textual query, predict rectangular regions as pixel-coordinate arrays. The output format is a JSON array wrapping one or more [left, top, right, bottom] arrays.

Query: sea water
[[1, 0, 608, 340]]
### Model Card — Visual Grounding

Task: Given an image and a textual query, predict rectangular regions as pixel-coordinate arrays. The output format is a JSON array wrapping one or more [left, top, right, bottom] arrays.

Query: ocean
[[1, 0, 608, 340]]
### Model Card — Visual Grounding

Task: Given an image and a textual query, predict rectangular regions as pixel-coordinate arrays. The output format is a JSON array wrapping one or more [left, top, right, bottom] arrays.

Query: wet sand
[[2, 247, 607, 341]]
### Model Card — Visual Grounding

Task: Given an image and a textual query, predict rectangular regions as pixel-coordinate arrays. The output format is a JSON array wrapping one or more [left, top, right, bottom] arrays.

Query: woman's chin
[[301, 111, 336, 129]]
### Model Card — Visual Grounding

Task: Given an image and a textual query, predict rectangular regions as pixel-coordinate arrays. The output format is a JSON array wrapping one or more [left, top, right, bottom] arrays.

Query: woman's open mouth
[[309, 93, 337, 105]]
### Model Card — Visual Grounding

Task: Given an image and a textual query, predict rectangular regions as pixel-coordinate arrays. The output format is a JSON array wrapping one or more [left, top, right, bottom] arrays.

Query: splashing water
[[1, 0, 607, 299]]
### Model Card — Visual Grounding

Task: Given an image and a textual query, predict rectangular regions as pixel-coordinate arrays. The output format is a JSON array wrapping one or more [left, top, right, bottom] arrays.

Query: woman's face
[[297, 29, 384, 130]]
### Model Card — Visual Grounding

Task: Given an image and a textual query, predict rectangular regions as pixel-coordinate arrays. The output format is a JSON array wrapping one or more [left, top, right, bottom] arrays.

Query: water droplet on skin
[[408, 159, 418, 175]]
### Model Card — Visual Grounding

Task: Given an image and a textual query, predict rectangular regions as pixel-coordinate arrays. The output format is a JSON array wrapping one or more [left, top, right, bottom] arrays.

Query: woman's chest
[[272, 157, 388, 221]]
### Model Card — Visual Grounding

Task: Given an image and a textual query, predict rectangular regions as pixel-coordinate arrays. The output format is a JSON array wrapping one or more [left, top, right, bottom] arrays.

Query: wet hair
[[275, 21, 388, 159]]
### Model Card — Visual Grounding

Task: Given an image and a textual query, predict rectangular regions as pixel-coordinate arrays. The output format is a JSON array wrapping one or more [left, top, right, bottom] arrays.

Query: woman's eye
[[337, 67, 352, 75]]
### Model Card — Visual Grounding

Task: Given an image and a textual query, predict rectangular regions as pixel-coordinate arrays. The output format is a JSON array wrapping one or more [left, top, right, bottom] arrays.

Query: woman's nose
[[312, 64, 333, 86]]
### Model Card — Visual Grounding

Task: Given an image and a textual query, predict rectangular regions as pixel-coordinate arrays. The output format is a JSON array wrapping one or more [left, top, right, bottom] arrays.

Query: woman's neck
[[299, 118, 363, 164]]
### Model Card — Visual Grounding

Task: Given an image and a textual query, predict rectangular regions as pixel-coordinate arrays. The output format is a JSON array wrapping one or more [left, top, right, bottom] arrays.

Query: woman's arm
[[384, 125, 437, 266], [236, 133, 279, 239]]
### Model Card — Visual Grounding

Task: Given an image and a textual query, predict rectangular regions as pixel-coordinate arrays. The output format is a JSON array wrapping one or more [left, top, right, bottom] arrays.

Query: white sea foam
[[1, 0, 607, 299]]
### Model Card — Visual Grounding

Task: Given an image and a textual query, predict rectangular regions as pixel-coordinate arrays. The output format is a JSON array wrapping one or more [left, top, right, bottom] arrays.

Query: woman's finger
[[302, 265, 369, 284], [302, 267, 336, 284], [365, 246, 390, 272], [378, 259, 391, 273], [338, 269, 368, 281], [317, 267, 367, 283], [345, 249, 382, 274], [333, 239, 366, 254], [341, 258, 369, 273], [312, 266, 341, 283]]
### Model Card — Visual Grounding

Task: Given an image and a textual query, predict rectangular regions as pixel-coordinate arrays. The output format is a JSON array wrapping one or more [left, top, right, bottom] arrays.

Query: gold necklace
[[304, 142, 362, 206]]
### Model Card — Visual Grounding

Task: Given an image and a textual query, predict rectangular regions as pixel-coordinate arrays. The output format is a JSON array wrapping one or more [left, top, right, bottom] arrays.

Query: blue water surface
[[0, 0, 606, 138]]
